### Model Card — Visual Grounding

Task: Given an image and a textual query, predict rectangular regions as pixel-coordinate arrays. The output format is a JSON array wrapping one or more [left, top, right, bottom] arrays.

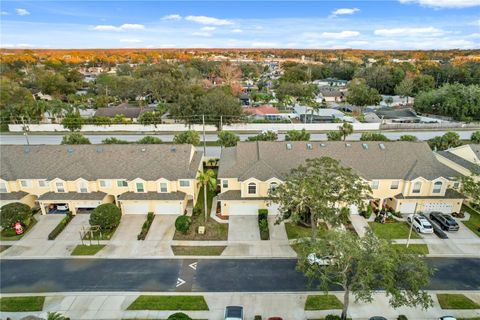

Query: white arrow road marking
[[176, 278, 186, 287], [188, 262, 198, 270]]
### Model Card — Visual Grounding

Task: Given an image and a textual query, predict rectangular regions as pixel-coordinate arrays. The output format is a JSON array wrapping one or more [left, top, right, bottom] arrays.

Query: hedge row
[[258, 209, 269, 240], [138, 212, 155, 240], [48, 213, 74, 240]]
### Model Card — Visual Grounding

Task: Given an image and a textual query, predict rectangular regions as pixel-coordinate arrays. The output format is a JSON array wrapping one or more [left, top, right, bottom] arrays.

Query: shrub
[[258, 209, 268, 220], [167, 312, 192, 320], [174, 130, 200, 145], [137, 136, 162, 144], [258, 209, 269, 240], [48, 212, 73, 240], [175, 215, 191, 233], [61, 132, 91, 145], [89, 203, 121, 230], [325, 315, 341, 320], [327, 131, 342, 141], [361, 204, 373, 219], [138, 212, 155, 240], [397, 315, 408, 320], [254, 316, 262, 320], [192, 207, 202, 216], [360, 132, 390, 141], [147, 212, 154, 222], [0, 202, 32, 229]]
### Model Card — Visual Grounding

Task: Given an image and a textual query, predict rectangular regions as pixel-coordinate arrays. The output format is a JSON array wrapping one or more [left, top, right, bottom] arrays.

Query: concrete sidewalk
[[1, 291, 479, 320]]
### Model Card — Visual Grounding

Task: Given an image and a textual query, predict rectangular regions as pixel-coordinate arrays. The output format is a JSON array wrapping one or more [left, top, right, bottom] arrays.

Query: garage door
[[76, 201, 101, 209], [229, 204, 259, 215], [155, 203, 182, 215], [123, 203, 148, 214], [399, 202, 417, 214], [424, 202, 453, 214]]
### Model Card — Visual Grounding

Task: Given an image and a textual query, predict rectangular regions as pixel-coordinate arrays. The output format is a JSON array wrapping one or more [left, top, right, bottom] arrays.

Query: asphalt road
[[1, 258, 479, 293]]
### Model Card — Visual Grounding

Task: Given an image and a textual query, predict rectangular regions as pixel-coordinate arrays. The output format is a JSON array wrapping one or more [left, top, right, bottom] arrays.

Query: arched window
[[248, 183, 257, 194], [433, 181, 442, 193], [269, 182, 279, 193], [412, 181, 422, 193]]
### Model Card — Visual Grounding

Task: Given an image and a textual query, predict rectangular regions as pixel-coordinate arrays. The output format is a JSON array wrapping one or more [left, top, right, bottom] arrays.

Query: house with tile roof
[[217, 141, 464, 216]]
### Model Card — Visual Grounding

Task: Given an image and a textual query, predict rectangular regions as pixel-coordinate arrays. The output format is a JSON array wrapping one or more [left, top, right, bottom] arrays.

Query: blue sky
[[1, 1, 479, 49]]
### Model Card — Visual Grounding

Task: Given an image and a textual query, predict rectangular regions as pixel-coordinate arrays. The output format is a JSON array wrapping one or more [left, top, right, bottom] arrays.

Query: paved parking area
[[110, 215, 146, 241], [56, 214, 90, 241], [228, 216, 260, 242], [21, 214, 64, 243], [145, 215, 177, 241]]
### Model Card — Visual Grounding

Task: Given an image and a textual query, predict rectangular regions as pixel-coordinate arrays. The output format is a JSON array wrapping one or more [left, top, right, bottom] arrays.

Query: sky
[[0, 0, 479, 50]]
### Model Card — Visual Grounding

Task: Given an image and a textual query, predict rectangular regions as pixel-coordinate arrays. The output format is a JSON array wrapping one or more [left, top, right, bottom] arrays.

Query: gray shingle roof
[[218, 141, 459, 181], [118, 191, 186, 201], [394, 189, 464, 199], [38, 192, 107, 201], [1, 144, 202, 181], [0, 191, 29, 201], [438, 144, 480, 174]]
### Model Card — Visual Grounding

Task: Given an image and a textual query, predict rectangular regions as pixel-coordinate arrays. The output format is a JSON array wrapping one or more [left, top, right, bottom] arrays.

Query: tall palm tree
[[339, 122, 354, 141], [196, 169, 217, 224]]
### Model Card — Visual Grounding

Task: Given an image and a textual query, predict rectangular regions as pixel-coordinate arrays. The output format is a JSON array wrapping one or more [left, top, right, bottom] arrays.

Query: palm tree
[[196, 169, 217, 224], [339, 122, 354, 141], [47, 312, 67, 320]]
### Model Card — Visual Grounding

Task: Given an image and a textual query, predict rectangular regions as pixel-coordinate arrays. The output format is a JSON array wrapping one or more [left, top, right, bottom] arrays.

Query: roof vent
[[286, 143, 292, 150], [67, 147, 74, 154], [23, 146, 30, 154], [345, 143, 352, 148], [96, 146, 104, 153], [379, 143, 386, 150], [306, 143, 313, 150], [141, 148, 146, 152], [320, 143, 326, 147], [170, 147, 176, 153], [362, 143, 368, 150]]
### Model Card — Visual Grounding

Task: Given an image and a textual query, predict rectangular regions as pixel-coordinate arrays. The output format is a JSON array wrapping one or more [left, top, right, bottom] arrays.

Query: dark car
[[225, 306, 243, 320], [429, 212, 460, 231], [369, 317, 387, 320]]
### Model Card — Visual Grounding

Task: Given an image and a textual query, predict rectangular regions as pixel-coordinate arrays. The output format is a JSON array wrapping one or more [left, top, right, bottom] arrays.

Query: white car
[[56, 204, 69, 211], [407, 214, 434, 234], [307, 253, 333, 266]]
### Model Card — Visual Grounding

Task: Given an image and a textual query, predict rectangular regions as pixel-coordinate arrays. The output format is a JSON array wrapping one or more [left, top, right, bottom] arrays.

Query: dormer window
[[160, 182, 168, 193], [269, 182, 279, 193], [20, 180, 31, 188], [433, 181, 442, 194], [248, 182, 257, 194], [136, 182, 145, 193], [412, 181, 422, 194], [56, 182, 65, 193], [78, 181, 88, 193]]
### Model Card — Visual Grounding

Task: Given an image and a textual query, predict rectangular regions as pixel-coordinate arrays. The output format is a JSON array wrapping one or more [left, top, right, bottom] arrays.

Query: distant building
[[244, 105, 280, 120], [94, 102, 156, 122]]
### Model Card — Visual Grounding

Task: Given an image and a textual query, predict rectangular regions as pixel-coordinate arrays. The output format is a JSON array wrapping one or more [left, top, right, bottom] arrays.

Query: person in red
[[14, 221, 24, 235]]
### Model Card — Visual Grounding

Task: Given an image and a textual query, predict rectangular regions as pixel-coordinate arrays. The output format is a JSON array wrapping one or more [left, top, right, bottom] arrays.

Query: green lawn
[[368, 222, 421, 239], [0, 217, 38, 241], [171, 246, 226, 256], [462, 204, 480, 237], [437, 294, 480, 309], [285, 222, 328, 240], [305, 295, 343, 310], [393, 244, 429, 254], [173, 216, 228, 241], [71, 244, 105, 256], [83, 226, 118, 240], [0, 296, 45, 312], [127, 295, 209, 311]]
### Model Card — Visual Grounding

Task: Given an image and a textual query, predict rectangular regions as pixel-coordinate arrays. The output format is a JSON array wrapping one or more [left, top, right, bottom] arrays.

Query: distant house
[[239, 93, 251, 106], [380, 95, 414, 107], [318, 87, 346, 103], [94, 102, 156, 122], [313, 78, 347, 87], [373, 108, 419, 123], [294, 105, 348, 123], [244, 105, 280, 120]]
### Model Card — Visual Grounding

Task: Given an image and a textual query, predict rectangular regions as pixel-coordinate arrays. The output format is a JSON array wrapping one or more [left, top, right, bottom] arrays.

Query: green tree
[[196, 169, 217, 223], [47, 312, 68, 320], [174, 130, 201, 145], [89, 203, 121, 230], [175, 215, 192, 233], [339, 122, 353, 141], [296, 230, 433, 320], [285, 129, 310, 141], [137, 136, 163, 144], [327, 131, 342, 141], [399, 135, 418, 142], [360, 132, 390, 141], [246, 131, 278, 141], [138, 111, 162, 125], [346, 79, 382, 111], [0, 202, 32, 229], [274, 157, 370, 237], [102, 137, 130, 144], [471, 130, 480, 143], [460, 172, 480, 207], [62, 113, 84, 131], [428, 131, 462, 151], [61, 132, 91, 145], [395, 77, 414, 103], [218, 131, 240, 147]]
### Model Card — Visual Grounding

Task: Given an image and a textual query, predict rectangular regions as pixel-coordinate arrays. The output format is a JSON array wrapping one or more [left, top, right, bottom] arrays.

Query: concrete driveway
[[110, 215, 146, 241], [145, 215, 176, 241], [228, 216, 260, 241], [55, 214, 90, 241], [20, 214, 65, 243]]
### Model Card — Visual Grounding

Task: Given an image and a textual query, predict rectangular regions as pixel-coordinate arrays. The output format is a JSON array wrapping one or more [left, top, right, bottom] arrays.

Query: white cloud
[[92, 23, 145, 32], [374, 27, 443, 36], [231, 28, 243, 33], [331, 8, 360, 16], [192, 31, 212, 37], [185, 15, 233, 26], [1, 11, 8, 15], [162, 14, 182, 21], [15, 8, 30, 16], [119, 38, 142, 43], [201, 26, 216, 31], [321, 31, 360, 38], [399, 0, 479, 8]]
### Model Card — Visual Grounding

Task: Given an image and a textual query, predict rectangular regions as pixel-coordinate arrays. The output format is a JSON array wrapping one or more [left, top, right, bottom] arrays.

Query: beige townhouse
[[0, 144, 203, 215], [217, 141, 464, 216], [435, 144, 480, 180]]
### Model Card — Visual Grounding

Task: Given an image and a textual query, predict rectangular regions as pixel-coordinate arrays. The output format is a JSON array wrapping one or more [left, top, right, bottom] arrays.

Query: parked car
[[439, 317, 457, 320], [307, 253, 333, 266], [225, 306, 243, 320], [56, 204, 69, 211], [407, 214, 434, 234], [267, 318, 283, 320], [429, 212, 460, 231], [369, 317, 387, 320]]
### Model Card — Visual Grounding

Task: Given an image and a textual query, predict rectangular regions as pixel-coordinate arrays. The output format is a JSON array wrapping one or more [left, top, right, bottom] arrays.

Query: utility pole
[[21, 117, 30, 146], [202, 114, 206, 156]]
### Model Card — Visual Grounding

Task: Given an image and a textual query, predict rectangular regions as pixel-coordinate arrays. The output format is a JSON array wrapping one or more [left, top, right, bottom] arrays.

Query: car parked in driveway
[[225, 306, 243, 320], [429, 212, 459, 231], [407, 214, 434, 234]]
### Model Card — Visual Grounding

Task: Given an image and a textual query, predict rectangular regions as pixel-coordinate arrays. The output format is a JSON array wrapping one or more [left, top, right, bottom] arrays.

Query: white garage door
[[155, 203, 182, 215], [76, 201, 101, 209], [123, 203, 148, 214], [399, 202, 417, 214], [229, 204, 259, 215], [424, 202, 453, 214], [267, 204, 280, 216]]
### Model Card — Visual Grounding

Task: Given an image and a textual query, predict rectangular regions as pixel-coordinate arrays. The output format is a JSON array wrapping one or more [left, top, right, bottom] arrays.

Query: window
[[179, 180, 190, 187], [136, 182, 144, 193], [20, 180, 30, 188], [453, 182, 460, 189], [248, 182, 257, 194], [390, 181, 399, 190], [222, 180, 229, 189], [371, 180, 379, 190], [433, 181, 442, 193], [99, 180, 111, 188], [78, 181, 88, 193], [412, 181, 422, 193], [160, 182, 168, 193], [117, 180, 128, 187], [269, 182, 279, 193], [0, 181, 7, 193], [38, 180, 48, 188], [56, 182, 65, 193]]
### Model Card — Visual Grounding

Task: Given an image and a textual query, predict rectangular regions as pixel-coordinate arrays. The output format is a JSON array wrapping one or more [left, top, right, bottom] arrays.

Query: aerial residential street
[[1, 258, 479, 294]]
